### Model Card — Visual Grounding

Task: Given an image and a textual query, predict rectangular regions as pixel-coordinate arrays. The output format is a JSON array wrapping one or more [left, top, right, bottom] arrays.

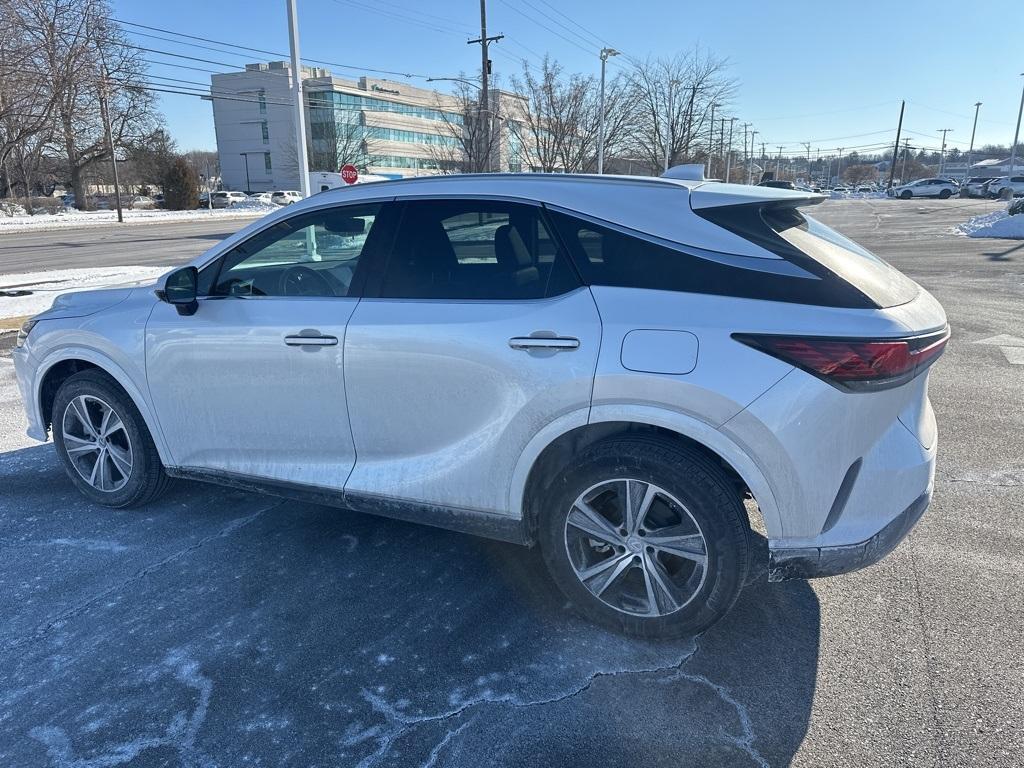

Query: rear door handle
[[284, 334, 338, 346], [509, 336, 580, 351]]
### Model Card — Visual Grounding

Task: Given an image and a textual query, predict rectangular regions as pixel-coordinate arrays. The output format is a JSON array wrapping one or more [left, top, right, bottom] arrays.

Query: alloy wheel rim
[[61, 395, 133, 493], [564, 479, 708, 618]]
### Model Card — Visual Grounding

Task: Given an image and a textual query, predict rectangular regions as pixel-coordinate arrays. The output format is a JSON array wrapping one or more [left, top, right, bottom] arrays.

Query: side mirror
[[162, 266, 199, 316]]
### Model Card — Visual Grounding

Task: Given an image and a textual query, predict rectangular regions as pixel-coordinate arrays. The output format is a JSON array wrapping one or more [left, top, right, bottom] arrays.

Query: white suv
[[211, 191, 249, 209], [12, 174, 947, 637], [987, 175, 1024, 198], [890, 178, 958, 199], [271, 190, 303, 205]]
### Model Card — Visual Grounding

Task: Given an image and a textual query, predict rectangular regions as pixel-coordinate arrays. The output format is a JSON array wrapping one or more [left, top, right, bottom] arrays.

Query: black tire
[[538, 436, 750, 638], [52, 369, 170, 508], [900, 189, 912, 199], [938, 188, 952, 199]]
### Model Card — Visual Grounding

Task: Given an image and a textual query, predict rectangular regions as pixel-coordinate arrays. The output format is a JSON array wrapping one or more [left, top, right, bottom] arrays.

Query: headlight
[[15, 318, 38, 348]]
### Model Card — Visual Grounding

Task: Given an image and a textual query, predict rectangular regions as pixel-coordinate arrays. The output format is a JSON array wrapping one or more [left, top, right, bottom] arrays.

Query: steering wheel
[[279, 265, 334, 297]]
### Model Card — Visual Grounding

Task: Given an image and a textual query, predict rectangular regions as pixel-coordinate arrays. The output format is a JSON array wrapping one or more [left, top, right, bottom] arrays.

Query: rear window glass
[[764, 210, 918, 307]]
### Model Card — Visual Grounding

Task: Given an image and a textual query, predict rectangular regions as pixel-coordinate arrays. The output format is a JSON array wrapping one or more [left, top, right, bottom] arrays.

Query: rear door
[[342, 198, 601, 515]]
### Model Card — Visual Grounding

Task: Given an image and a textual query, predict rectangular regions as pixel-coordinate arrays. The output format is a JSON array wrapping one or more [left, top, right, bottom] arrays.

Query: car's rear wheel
[[939, 188, 952, 199], [52, 370, 170, 508], [538, 437, 750, 638], [900, 189, 912, 199]]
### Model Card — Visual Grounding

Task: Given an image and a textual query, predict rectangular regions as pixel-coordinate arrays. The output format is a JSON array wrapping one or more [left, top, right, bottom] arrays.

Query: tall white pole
[[663, 81, 675, 172], [966, 102, 982, 182], [1010, 73, 1024, 175], [724, 117, 736, 182], [597, 48, 618, 174], [287, 0, 310, 198]]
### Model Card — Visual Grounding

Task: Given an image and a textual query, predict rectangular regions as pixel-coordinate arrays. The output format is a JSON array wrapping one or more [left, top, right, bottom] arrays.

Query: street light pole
[[597, 47, 619, 174], [836, 147, 844, 185], [1010, 73, 1024, 175], [707, 102, 720, 178], [748, 130, 757, 183], [663, 80, 679, 172], [775, 145, 783, 176], [240, 153, 251, 192], [286, 0, 310, 198], [965, 102, 982, 182]]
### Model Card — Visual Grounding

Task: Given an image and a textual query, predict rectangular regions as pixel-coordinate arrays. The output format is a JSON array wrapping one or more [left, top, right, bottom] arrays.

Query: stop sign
[[341, 164, 358, 185]]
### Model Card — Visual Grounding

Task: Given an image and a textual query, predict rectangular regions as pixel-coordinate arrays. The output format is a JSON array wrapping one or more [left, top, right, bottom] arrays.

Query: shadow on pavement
[[0, 443, 820, 767]]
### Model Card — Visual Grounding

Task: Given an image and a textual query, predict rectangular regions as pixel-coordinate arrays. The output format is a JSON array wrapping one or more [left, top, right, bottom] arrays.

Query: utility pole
[[663, 80, 678, 171], [596, 47, 619, 174], [836, 147, 844, 185], [936, 128, 953, 177], [683, 84, 697, 157], [741, 123, 751, 184], [749, 130, 757, 183], [724, 117, 737, 181], [286, 0, 310, 197], [965, 102, 982, 182], [887, 100, 905, 190], [468, 0, 503, 173], [802, 142, 811, 183], [718, 118, 726, 174], [900, 139, 911, 182], [775, 146, 783, 176], [1010, 73, 1024, 175], [706, 102, 720, 177]]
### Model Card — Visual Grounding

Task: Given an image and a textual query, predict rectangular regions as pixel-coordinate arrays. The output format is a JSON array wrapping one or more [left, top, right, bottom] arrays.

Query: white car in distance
[[12, 173, 948, 637], [890, 178, 958, 199], [271, 190, 303, 205]]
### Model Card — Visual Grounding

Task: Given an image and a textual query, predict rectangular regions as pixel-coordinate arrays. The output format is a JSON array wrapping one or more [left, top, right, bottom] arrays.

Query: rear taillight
[[733, 327, 949, 392]]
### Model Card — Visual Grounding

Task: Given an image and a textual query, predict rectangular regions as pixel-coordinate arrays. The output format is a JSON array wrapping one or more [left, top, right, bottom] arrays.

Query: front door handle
[[284, 333, 338, 346], [509, 336, 580, 351]]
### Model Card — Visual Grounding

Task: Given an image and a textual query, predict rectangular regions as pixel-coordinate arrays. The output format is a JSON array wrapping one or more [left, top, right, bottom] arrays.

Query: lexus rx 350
[[13, 173, 947, 637]]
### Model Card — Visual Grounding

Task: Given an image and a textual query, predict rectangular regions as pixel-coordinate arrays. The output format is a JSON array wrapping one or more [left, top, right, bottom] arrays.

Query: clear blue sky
[[111, 0, 1024, 157]]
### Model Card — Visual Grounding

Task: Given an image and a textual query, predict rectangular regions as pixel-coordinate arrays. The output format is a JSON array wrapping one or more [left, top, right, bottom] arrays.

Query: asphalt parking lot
[[1, 197, 1022, 767]]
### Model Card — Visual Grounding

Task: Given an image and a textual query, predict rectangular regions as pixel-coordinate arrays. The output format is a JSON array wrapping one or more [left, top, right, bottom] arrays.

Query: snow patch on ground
[[0, 204, 275, 233], [829, 191, 889, 200], [0, 266, 168, 319], [956, 208, 1024, 239]]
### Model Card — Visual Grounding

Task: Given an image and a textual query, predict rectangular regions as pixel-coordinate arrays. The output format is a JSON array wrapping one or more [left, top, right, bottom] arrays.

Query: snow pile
[[0, 266, 168, 321], [830, 190, 888, 200], [0, 205, 275, 233], [956, 208, 1024, 239]]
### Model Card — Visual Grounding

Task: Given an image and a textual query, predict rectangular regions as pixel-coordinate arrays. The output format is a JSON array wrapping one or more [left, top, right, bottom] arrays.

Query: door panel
[[343, 288, 601, 514], [146, 297, 357, 489]]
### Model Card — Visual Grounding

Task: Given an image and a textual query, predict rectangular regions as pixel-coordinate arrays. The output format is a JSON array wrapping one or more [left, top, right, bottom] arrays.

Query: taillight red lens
[[734, 328, 949, 392]]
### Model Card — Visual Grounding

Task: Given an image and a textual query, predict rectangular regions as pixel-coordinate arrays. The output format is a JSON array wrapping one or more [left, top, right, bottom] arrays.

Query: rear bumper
[[768, 489, 930, 581]]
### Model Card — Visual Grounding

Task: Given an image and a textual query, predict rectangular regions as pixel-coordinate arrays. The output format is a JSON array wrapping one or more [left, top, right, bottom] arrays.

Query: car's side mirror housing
[[162, 266, 199, 316]]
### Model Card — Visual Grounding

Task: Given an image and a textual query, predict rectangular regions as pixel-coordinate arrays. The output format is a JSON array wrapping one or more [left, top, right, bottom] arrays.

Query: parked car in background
[[271, 190, 303, 205], [961, 177, 995, 197], [856, 186, 874, 194], [757, 180, 795, 190], [889, 178, 958, 199], [128, 195, 155, 210], [248, 192, 274, 205], [13, 173, 948, 637], [211, 191, 249, 209], [153, 194, 165, 208], [987, 176, 1024, 198], [832, 186, 851, 194]]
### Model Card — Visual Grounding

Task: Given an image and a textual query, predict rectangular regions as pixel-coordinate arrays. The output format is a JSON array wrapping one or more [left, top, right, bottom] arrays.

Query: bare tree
[[426, 79, 501, 174], [626, 49, 736, 175], [0, 0, 57, 174], [20, 0, 158, 207]]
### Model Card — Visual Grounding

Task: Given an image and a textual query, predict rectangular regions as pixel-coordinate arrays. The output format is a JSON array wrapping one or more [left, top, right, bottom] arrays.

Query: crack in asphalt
[[1, 502, 282, 657], [906, 534, 946, 767], [348, 635, 765, 768]]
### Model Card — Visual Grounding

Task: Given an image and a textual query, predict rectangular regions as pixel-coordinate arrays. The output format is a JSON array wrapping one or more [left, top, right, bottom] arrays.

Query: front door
[[146, 202, 392, 490], [343, 198, 601, 515]]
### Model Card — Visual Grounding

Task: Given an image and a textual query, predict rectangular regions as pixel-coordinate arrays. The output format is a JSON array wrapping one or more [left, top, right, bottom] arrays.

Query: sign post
[[341, 164, 358, 185]]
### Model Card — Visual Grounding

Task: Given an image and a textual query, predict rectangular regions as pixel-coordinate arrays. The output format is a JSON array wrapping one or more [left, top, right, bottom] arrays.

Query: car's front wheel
[[900, 189, 912, 199], [52, 370, 170, 508], [539, 437, 750, 638]]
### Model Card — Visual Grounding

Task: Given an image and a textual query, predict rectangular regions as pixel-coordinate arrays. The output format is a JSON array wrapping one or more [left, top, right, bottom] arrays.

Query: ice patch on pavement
[[0, 266, 168, 319], [956, 208, 1024, 239]]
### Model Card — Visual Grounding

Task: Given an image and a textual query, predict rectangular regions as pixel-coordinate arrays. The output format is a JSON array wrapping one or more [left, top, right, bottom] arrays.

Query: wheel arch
[[35, 348, 173, 465], [511, 405, 781, 545]]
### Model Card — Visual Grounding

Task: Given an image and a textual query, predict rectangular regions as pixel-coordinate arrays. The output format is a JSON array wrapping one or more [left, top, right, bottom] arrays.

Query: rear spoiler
[[688, 184, 826, 211]]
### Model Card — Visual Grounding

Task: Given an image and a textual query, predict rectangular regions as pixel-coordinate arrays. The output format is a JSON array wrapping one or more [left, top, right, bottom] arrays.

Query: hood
[[36, 286, 139, 320]]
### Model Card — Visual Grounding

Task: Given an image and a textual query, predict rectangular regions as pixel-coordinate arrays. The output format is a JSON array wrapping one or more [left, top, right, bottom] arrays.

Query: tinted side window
[[377, 200, 579, 300], [202, 204, 383, 298], [549, 209, 880, 309]]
